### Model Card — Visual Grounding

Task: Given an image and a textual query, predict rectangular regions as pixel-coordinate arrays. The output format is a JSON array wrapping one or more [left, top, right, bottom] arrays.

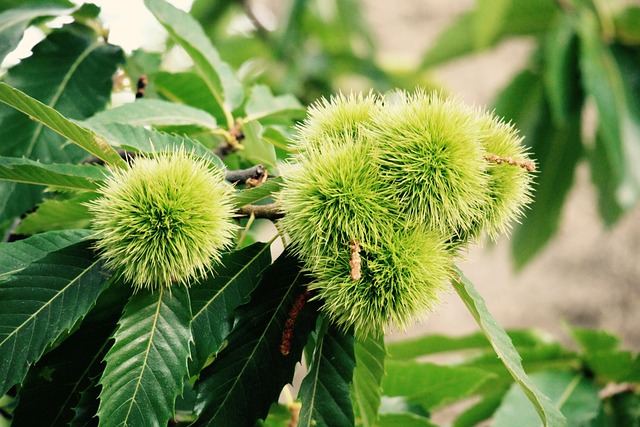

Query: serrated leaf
[[0, 156, 106, 190], [0, 28, 124, 231], [192, 251, 319, 426], [493, 371, 600, 427], [579, 9, 640, 211], [0, 240, 107, 396], [298, 319, 355, 427], [144, 0, 243, 126], [0, 83, 126, 168], [16, 192, 96, 235], [0, 5, 73, 63], [376, 413, 437, 427], [88, 99, 218, 130], [189, 242, 272, 373], [352, 334, 385, 427], [382, 361, 495, 410], [71, 383, 100, 427], [0, 229, 92, 280], [244, 85, 305, 124], [82, 121, 225, 171], [12, 277, 130, 427], [97, 286, 192, 427], [231, 177, 282, 208], [452, 269, 567, 427]]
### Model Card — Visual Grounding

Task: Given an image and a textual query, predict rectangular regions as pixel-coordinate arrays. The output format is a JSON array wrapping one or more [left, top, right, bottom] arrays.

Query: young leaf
[[241, 120, 278, 170], [452, 269, 567, 427], [192, 251, 319, 426], [493, 371, 600, 427], [87, 99, 218, 130], [0, 83, 126, 169], [0, 229, 92, 280], [0, 240, 107, 396], [244, 85, 305, 124], [16, 192, 96, 235], [382, 361, 495, 410], [0, 156, 106, 190], [82, 121, 225, 171], [152, 71, 225, 120], [231, 177, 282, 208], [11, 277, 130, 426], [0, 28, 124, 231], [189, 242, 272, 373], [298, 319, 356, 427], [352, 334, 385, 427], [97, 286, 192, 427], [144, 0, 243, 126], [0, 5, 73, 63]]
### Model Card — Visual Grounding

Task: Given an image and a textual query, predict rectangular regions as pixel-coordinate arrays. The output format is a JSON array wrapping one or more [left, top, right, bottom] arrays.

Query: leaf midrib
[[299, 330, 325, 427]]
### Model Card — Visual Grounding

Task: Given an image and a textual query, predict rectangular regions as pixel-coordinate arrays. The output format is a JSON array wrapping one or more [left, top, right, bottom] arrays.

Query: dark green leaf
[[352, 334, 385, 427], [0, 83, 126, 168], [88, 99, 218, 130], [0, 240, 107, 396], [97, 286, 192, 427], [607, 392, 640, 427], [144, 0, 243, 127], [82, 121, 225, 171], [0, 229, 91, 280], [231, 177, 282, 208], [244, 85, 305, 124], [0, 156, 106, 190], [382, 361, 494, 410], [493, 371, 600, 427], [544, 13, 583, 123], [298, 319, 355, 427], [12, 277, 130, 427], [579, 10, 640, 212], [452, 269, 567, 427], [16, 192, 96, 235], [453, 391, 505, 427], [193, 251, 319, 426], [0, 5, 72, 63], [0, 28, 124, 230], [189, 242, 272, 373], [70, 384, 100, 427]]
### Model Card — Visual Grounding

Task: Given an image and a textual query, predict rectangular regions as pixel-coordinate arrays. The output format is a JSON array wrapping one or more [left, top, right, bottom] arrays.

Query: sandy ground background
[[360, 0, 640, 348]]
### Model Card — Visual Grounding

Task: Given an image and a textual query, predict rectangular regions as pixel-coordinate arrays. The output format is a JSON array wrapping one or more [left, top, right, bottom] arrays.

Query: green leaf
[[244, 85, 305, 124], [298, 319, 356, 427], [386, 329, 550, 360], [475, 0, 511, 49], [0, 28, 124, 231], [579, 9, 640, 212], [231, 177, 282, 208], [512, 107, 583, 268], [192, 251, 319, 426], [614, 6, 640, 45], [82, 121, 225, 171], [0, 5, 72, 63], [16, 192, 96, 235], [352, 334, 385, 427], [144, 0, 243, 126], [382, 361, 495, 410], [241, 120, 278, 170], [189, 242, 272, 373], [0, 229, 92, 280], [0, 240, 107, 396], [97, 286, 192, 427], [493, 371, 600, 427], [152, 71, 224, 120], [88, 99, 218, 130], [568, 327, 620, 354], [12, 277, 130, 426], [0, 156, 106, 190], [376, 413, 437, 427], [0, 0, 72, 13], [607, 392, 640, 426], [543, 13, 583, 124], [0, 83, 126, 169], [453, 391, 505, 427], [452, 269, 567, 427]]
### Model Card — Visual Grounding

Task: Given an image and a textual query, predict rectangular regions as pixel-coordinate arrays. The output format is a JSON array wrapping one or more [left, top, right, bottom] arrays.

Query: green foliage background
[[0, 0, 638, 426]]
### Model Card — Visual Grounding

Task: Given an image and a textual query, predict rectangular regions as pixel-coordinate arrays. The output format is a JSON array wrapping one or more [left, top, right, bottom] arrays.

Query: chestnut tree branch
[[236, 203, 284, 220]]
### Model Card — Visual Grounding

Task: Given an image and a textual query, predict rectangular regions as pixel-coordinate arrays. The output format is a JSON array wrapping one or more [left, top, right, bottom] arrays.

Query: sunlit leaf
[[0, 156, 106, 190], [352, 334, 385, 427], [97, 286, 192, 427], [16, 192, 96, 235]]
